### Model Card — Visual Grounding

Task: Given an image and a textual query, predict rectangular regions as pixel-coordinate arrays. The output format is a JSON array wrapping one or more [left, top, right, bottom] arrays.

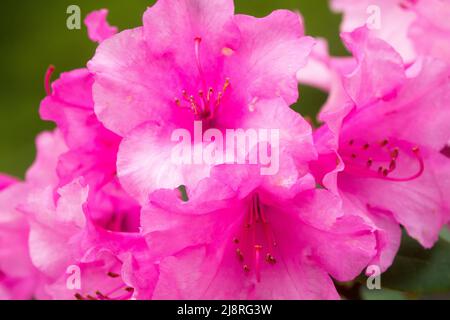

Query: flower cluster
[[0, 0, 449, 300]]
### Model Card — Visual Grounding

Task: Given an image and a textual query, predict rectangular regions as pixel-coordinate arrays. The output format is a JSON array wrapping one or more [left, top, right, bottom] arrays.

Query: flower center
[[340, 138, 424, 182], [232, 194, 277, 283], [174, 37, 231, 121], [74, 271, 134, 300]]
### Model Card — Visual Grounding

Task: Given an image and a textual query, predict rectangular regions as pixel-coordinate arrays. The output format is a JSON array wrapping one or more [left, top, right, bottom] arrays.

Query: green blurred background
[[0, 0, 346, 178], [1, 0, 449, 300]]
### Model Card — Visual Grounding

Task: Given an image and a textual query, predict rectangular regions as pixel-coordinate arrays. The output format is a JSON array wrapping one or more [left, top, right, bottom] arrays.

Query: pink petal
[[84, 9, 118, 43], [117, 121, 214, 204], [331, 0, 417, 62], [228, 10, 315, 105]]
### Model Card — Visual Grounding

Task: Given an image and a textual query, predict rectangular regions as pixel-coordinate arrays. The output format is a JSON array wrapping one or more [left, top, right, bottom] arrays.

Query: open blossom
[[139, 165, 376, 299], [22, 177, 153, 300], [88, 0, 315, 204], [17, 130, 153, 300], [331, 0, 450, 64], [311, 27, 450, 263], [1, 0, 449, 301]]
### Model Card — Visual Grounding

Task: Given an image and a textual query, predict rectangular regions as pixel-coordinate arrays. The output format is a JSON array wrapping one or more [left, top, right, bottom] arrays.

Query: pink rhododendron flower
[[21, 170, 153, 300], [312, 27, 450, 257], [1, 0, 449, 301], [88, 0, 315, 203], [139, 165, 377, 299]]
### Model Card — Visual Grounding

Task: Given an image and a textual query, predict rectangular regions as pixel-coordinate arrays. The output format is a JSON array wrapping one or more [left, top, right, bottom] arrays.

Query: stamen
[[223, 78, 230, 92], [207, 88, 213, 101], [96, 291, 107, 300], [254, 245, 262, 283], [74, 293, 84, 300], [44, 65, 55, 96], [232, 194, 277, 282], [194, 37, 205, 87], [236, 248, 244, 261], [391, 148, 399, 159], [342, 139, 425, 182], [107, 272, 120, 278]]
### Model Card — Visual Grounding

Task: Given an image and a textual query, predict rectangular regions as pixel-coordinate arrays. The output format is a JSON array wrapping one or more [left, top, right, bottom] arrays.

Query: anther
[[207, 88, 213, 101], [391, 148, 399, 159], [74, 293, 84, 300], [381, 139, 389, 147], [236, 249, 244, 261], [367, 158, 373, 167], [223, 78, 230, 92], [266, 254, 276, 265], [389, 160, 396, 171], [107, 272, 120, 278], [363, 143, 370, 150], [243, 265, 250, 273]]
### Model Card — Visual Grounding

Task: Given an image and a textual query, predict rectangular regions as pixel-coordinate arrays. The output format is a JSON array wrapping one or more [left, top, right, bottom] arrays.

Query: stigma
[[174, 37, 231, 121]]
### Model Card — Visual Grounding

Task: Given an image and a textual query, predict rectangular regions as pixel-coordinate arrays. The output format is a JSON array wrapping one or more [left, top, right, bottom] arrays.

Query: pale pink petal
[[84, 9, 118, 43], [117, 121, 212, 204], [25, 130, 67, 188], [331, 0, 417, 62]]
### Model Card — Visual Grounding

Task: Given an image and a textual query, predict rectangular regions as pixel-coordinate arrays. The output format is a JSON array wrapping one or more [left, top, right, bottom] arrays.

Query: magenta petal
[[341, 27, 406, 107], [0, 174, 17, 191], [228, 10, 315, 105]]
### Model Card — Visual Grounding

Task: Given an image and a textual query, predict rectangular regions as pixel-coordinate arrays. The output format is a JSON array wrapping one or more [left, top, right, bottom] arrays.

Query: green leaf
[[379, 232, 450, 294]]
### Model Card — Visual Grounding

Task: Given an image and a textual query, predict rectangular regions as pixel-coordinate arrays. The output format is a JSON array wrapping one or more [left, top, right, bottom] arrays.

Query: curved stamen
[[342, 138, 425, 182], [44, 65, 55, 96]]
